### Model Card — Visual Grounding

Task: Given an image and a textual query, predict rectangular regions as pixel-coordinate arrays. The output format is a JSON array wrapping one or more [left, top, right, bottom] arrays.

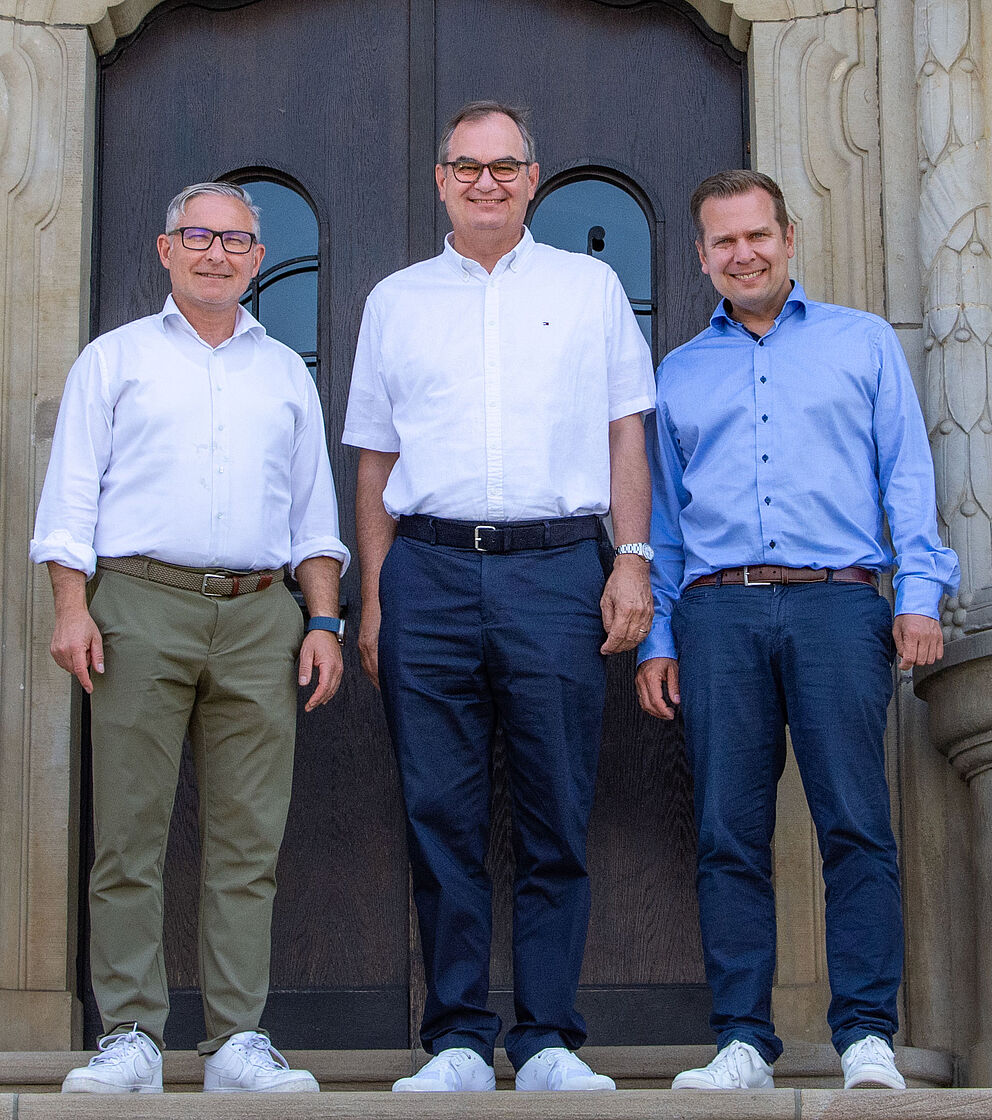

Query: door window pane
[[530, 178, 653, 350], [237, 178, 319, 377]]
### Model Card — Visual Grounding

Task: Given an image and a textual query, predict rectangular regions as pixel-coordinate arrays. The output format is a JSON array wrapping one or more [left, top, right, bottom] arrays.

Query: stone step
[[0, 1044, 953, 1093], [2, 1088, 992, 1120]]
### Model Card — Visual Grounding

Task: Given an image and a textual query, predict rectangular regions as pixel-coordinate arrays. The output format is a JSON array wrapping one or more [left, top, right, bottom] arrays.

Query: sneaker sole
[[62, 1084, 163, 1094]]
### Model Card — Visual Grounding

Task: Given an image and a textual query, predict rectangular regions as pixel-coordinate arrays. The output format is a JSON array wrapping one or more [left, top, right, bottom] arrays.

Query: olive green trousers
[[87, 569, 303, 1053]]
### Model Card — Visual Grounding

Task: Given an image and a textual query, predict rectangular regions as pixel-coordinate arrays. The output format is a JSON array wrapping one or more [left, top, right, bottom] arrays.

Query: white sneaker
[[203, 1031, 318, 1092], [841, 1035, 906, 1089], [392, 1047, 495, 1092], [61, 1025, 163, 1094], [671, 1040, 774, 1089], [515, 1047, 616, 1091]]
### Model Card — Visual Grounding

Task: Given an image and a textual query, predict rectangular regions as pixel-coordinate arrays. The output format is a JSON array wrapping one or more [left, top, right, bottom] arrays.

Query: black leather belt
[[397, 514, 602, 553]]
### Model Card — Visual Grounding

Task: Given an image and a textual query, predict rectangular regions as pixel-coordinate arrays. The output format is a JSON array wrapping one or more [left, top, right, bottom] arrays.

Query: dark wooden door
[[87, 0, 746, 1049]]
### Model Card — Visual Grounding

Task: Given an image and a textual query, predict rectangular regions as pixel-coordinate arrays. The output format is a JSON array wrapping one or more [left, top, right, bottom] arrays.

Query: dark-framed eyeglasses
[[169, 227, 257, 254], [443, 158, 530, 184]]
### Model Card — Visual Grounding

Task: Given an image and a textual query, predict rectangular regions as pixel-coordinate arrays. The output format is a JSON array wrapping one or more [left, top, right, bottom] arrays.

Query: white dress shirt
[[342, 228, 655, 520], [31, 297, 349, 577]]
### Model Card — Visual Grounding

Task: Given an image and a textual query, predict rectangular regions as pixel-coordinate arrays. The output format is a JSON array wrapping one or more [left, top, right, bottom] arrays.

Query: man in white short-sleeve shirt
[[32, 182, 348, 1096], [344, 101, 655, 1093]]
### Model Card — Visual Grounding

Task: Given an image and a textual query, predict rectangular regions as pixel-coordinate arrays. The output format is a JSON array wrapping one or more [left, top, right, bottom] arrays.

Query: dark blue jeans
[[378, 535, 607, 1070], [672, 581, 901, 1063]]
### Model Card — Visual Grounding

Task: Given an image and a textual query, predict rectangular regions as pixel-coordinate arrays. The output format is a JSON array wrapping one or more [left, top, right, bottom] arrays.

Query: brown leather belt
[[687, 565, 877, 589], [97, 555, 283, 598]]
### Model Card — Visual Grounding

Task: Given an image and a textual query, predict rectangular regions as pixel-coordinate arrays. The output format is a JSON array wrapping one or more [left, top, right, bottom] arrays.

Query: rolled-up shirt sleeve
[[289, 372, 350, 576], [30, 344, 113, 577], [872, 324, 959, 617]]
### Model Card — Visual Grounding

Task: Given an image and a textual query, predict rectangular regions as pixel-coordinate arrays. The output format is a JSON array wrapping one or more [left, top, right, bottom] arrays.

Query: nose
[[203, 234, 228, 262], [733, 237, 756, 262], [474, 165, 499, 190]]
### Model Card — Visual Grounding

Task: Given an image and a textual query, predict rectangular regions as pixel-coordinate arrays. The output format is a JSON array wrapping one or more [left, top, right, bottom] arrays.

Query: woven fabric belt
[[687, 565, 877, 589], [97, 555, 284, 597], [397, 514, 602, 553]]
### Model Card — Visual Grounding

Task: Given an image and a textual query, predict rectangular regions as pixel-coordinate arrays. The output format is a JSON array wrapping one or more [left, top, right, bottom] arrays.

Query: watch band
[[614, 542, 655, 562], [306, 615, 346, 644]]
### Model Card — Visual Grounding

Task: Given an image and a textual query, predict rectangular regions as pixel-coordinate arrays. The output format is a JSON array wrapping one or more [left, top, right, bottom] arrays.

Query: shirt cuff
[[341, 425, 400, 452], [290, 540, 351, 579], [637, 618, 676, 663], [29, 532, 97, 578], [894, 575, 944, 620]]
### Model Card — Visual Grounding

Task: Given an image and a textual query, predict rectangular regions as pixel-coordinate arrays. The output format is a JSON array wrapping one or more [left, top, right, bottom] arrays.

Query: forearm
[[294, 555, 341, 617], [608, 414, 651, 545], [48, 561, 90, 615], [356, 449, 399, 607]]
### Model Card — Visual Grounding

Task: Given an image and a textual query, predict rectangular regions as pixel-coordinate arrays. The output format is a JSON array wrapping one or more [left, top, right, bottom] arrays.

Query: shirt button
[[217, 513, 224, 520], [218, 424, 225, 431], [761, 454, 769, 462], [218, 467, 225, 474], [759, 340, 765, 346], [761, 414, 768, 422], [764, 496, 771, 505], [760, 376, 767, 383], [769, 540, 776, 548]]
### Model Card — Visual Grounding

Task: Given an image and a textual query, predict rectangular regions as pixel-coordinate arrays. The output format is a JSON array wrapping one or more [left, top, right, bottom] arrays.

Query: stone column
[[0, 9, 95, 1048], [913, 0, 992, 1087]]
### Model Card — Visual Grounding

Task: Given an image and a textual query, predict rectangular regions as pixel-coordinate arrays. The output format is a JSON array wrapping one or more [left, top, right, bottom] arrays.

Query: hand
[[636, 657, 680, 720], [298, 630, 344, 711], [51, 605, 105, 694], [600, 555, 654, 654], [893, 613, 944, 670], [358, 599, 382, 689]]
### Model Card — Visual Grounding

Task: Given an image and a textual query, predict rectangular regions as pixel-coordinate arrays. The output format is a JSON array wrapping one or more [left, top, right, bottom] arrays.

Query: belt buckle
[[742, 566, 772, 586], [474, 524, 498, 552], [201, 572, 230, 596]]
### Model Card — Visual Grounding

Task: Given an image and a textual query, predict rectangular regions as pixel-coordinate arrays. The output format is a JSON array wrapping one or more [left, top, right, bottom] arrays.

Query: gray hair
[[165, 182, 261, 239], [437, 101, 536, 166]]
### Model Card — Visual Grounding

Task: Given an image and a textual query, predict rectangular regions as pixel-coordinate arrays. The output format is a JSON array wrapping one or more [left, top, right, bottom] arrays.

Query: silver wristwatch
[[614, 542, 655, 562]]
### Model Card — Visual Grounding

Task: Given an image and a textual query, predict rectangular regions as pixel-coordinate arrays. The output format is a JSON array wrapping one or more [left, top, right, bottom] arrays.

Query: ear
[[157, 233, 173, 271], [526, 161, 540, 200], [785, 223, 795, 260], [435, 163, 447, 202], [250, 241, 266, 278], [695, 239, 710, 276]]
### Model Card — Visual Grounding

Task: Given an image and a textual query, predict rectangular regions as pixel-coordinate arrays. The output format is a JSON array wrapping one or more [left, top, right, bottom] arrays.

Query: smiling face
[[156, 193, 265, 326], [696, 187, 794, 334], [435, 111, 539, 268]]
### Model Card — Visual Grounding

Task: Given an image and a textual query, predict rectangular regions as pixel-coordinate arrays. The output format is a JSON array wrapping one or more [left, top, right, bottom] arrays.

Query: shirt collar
[[159, 294, 266, 348], [709, 279, 808, 333], [441, 225, 535, 279]]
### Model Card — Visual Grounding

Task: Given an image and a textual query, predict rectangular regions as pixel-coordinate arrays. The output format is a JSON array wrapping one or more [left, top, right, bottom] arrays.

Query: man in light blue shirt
[[637, 170, 959, 1092]]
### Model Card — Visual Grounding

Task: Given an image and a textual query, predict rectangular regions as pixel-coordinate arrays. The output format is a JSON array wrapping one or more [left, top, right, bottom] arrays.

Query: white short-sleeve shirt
[[343, 227, 655, 521]]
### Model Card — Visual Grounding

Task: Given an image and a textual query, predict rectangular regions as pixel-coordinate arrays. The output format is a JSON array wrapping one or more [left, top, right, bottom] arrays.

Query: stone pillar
[[0, 10, 95, 1048], [913, 0, 992, 1086]]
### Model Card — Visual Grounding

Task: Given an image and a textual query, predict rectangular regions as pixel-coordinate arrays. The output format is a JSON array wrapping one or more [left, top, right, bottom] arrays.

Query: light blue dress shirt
[[641, 282, 960, 662]]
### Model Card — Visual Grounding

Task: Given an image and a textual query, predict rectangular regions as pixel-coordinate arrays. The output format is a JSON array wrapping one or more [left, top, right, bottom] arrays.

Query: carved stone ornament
[[916, 0, 992, 638]]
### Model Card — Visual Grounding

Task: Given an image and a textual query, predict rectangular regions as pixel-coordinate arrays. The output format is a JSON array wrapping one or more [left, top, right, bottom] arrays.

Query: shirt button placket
[[754, 339, 777, 558], [483, 281, 504, 520], [209, 351, 230, 553]]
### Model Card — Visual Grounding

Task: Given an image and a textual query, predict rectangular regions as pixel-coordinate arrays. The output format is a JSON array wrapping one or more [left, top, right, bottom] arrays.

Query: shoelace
[[547, 1051, 588, 1089], [849, 1036, 891, 1065], [239, 1033, 290, 1070], [92, 1028, 146, 1066], [706, 1041, 753, 1087]]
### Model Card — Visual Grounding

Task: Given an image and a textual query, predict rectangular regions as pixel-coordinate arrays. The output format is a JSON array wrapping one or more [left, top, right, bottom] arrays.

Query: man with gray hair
[[345, 101, 654, 1093], [32, 182, 349, 1094]]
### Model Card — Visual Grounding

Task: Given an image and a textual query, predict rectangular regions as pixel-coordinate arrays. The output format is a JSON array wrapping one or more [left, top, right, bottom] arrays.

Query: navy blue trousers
[[672, 581, 902, 1063], [378, 535, 607, 1070]]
